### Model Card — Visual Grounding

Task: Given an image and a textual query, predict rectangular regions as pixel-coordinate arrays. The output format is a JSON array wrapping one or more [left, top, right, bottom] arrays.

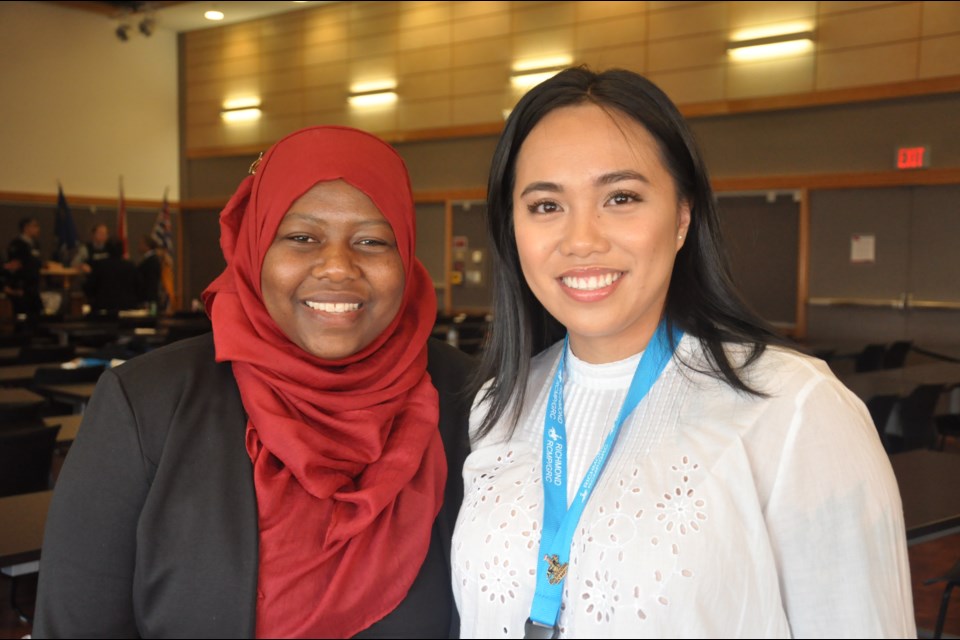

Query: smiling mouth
[[304, 301, 362, 313], [560, 272, 623, 291]]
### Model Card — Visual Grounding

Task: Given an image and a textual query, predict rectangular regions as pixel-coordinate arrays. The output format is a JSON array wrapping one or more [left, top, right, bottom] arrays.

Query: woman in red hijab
[[34, 126, 476, 638]]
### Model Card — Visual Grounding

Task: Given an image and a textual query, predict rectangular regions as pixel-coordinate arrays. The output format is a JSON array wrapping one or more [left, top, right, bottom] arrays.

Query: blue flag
[[54, 183, 78, 264]]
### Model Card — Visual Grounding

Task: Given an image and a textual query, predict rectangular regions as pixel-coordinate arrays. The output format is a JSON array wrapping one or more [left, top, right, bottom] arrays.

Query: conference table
[[838, 362, 960, 402], [0, 490, 52, 567], [0, 364, 41, 387], [32, 382, 97, 414], [889, 449, 960, 544], [0, 387, 46, 408], [43, 414, 83, 445]]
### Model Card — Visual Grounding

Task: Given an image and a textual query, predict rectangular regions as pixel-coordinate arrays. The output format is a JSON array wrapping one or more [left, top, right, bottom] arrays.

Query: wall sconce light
[[221, 98, 262, 123], [510, 68, 565, 90], [348, 84, 398, 108], [510, 56, 572, 90], [726, 31, 815, 61]]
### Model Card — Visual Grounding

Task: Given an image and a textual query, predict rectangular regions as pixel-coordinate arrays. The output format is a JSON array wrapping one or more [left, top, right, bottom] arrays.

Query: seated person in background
[[137, 234, 162, 311], [33, 125, 476, 638], [70, 222, 111, 274], [82, 238, 140, 315]]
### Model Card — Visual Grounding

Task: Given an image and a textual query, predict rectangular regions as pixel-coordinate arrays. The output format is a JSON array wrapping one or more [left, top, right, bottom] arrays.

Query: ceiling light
[[205, 10, 225, 21], [727, 31, 815, 61]]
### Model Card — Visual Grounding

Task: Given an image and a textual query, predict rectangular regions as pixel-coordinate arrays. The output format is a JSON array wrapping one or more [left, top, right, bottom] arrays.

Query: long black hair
[[472, 66, 794, 440]]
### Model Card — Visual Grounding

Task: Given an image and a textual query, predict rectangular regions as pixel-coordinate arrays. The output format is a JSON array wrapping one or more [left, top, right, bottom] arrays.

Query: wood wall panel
[[182, 1, 960, 158]]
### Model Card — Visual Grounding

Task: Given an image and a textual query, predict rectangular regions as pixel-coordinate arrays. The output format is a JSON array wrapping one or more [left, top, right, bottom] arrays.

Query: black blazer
[[34, 333, 475, 639]]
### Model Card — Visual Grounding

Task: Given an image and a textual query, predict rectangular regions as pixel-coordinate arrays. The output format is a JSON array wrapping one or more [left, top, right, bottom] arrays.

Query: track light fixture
[[116, 23, 131, 42], [139, 16, 155, 37]]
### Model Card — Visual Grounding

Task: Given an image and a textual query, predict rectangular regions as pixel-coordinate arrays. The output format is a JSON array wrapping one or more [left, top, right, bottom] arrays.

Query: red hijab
[[202, 126, 442, 638]]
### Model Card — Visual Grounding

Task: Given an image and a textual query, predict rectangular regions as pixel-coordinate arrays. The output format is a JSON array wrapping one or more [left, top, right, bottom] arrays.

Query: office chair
[[896, 384, 945, 452], [925, 558, 960, 639], [0, 424, 60, 623], [882, 340, 913, 369], [865, 393, 900, 453], [0, 424, 60, 498], [0, 402, 44, 431], [854, 343, 888, 373], [933, 413, 960, 451]]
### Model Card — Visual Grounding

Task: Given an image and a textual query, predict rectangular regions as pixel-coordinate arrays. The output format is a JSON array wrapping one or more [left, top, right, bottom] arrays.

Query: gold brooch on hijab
[[249, 152, 263, 175]]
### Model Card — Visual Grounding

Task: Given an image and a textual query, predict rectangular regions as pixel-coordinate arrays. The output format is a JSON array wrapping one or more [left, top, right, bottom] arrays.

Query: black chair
[[865, 393, 900, 452], [0, 402, 44, 431], [0, 423, 60, 622], [16, 344, 76, 365], [854, 343, 888, 373], [882, 340, 913, 369], [925, 558, 960, 639], [894, 384, 945, 452], [32, 364, 106, 386], [933, 413, 960, 451], [0, 424, 60, 498]]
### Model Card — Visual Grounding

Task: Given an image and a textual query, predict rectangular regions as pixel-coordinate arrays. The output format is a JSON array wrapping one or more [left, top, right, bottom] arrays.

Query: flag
[[152, 188, 177, 311], [54, 182, 78, 264], [118, 176, 129, 258], [151, 187, 174, 251]]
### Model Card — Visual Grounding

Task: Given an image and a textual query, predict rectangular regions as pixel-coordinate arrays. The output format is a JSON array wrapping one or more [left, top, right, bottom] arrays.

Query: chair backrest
[[32, 364, 106, 386], [866, 393, 901, 451], [883, 340, 913, 369], [0, 424, 60, 497], [898, 383, 945, 451], [855, 343, 888, 372], [0, 402, 44, 431], [17, 343, 76, 364]]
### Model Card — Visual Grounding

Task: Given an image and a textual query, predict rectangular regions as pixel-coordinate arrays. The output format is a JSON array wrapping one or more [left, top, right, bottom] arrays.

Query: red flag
[[118, 176, 129, 258]]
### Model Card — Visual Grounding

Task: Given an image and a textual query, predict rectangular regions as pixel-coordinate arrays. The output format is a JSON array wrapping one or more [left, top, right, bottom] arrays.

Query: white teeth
[[305, 301, 361, 313], [562, 272, 622, 291]]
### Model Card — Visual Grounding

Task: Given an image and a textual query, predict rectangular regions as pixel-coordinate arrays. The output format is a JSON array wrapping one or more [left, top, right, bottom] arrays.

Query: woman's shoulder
[[107, 332, 232, 396], [426, 337, 477, 393]]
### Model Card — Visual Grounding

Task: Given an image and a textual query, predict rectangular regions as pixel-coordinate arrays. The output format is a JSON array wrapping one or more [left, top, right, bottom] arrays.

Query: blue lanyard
[[525, 321, 681, 637]]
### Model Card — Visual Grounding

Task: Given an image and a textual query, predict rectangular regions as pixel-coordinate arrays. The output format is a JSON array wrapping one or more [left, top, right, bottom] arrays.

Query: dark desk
[[839, 363, 960, 400], [0, 490, 53, 566], [44, 414, 83, 444], [0, 364, 41, 386], [34, 382, 97, 413], [890, 449, 960, 544], [0, 387, 45, 408]]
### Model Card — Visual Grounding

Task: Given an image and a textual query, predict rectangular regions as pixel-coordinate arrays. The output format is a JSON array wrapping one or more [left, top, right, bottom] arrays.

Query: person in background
[[5, 216, 44, 322], [34, 125, 475, 638], [70, 222, 110, 274], [452, 67, 915, 638], [81, 238, 140, 316], [137, 234, 163, 312]]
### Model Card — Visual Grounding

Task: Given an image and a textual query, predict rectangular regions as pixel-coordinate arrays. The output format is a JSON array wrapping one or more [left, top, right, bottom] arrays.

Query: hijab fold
[[202, 126, 443, 638]]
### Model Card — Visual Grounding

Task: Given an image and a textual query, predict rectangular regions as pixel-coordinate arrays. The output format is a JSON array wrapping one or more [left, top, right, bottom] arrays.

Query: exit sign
[[896, 145, 930, 170]]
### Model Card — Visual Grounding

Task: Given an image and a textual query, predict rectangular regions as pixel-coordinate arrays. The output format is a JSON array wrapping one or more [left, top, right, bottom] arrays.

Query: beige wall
[[0, 1, 179, 201], [183, 0, 960, 155]]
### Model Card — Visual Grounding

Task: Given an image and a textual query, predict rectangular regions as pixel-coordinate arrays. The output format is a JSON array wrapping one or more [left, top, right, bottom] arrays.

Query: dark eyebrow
[[519, 170, 650, 198], [595, 170, 650, 186], [519, 181, 561, 198]]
